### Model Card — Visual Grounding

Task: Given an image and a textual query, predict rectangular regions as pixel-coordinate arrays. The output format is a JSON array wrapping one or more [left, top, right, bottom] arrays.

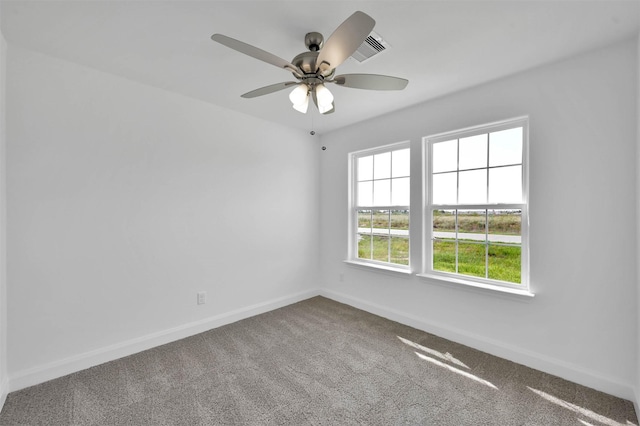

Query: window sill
[[417, 273, 535, 298], [344, 260, 412, 276]]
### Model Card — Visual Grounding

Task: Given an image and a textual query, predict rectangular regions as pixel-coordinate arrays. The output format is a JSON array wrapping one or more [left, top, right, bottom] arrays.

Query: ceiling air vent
[[350, 31, 389, 63]]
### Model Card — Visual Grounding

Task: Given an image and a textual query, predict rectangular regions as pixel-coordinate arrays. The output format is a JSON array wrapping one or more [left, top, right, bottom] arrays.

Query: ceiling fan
[[211, 11, 408, 115]]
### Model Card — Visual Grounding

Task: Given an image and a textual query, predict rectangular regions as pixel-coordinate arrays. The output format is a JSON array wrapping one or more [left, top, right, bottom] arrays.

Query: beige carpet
[[0, 296, 637, 425]]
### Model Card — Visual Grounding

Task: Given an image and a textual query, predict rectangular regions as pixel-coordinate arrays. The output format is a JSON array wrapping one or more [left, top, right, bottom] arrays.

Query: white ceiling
[[1, 1, 639, 135]]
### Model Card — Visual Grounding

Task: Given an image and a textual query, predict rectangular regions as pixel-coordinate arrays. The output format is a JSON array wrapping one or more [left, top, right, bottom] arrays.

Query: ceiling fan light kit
[[289, 83, 309, 105], [315, 84, 334, 111], [211, 11, 408, 115], [289, 84, 310, 113]]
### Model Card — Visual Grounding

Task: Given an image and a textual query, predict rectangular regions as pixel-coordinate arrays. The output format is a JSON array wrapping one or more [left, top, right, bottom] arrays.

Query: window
[[423, 117, 529, 291], [349, 142, 410, 270]]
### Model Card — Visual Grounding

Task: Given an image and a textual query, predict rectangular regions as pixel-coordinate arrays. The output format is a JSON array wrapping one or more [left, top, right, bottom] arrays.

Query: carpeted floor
[[0, 296, 637, 425]]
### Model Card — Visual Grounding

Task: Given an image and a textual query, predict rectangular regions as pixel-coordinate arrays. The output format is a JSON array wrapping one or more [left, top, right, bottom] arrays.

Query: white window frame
[[347, 141, 411, 273], [420, 117, 531, 295]]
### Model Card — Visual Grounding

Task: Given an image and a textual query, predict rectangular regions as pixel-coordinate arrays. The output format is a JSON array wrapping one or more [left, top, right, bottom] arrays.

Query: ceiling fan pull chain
[[310, 111, 315, 136]]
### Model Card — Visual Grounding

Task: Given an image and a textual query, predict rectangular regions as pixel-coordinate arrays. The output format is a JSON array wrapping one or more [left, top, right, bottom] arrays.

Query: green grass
[[433, 240, 521, 283], [488, 245, 521, 282], [358, 211, 409, 230], [358, 235, 409, 265], [357, 209, 521, 283]]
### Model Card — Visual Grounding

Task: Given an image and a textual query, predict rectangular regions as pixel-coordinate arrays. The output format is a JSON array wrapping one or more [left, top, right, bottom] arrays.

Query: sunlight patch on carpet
[[415, 351, 498, 390], [397, 336, 469, 369], [528, 387, 631, 426]]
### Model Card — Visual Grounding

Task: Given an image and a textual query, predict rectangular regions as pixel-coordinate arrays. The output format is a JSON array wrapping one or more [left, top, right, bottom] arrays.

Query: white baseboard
[[634, 387, 640, 424], [0, 378, 8, 413], [320, 288, 636, 402], [7, 288, 635, 404], [8, 289, 320, 393]]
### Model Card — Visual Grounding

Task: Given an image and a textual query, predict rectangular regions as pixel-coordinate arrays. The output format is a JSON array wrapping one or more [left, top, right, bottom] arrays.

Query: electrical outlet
[[197, 291, 206, 305], [339, 273, 344, 282]]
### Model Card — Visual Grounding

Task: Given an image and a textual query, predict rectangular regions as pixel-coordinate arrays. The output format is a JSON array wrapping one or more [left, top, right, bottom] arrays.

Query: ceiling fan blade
[[333, 74, 408, 90], [241, 82, 298, 98], [211, 34, 302, 76], [312, 91, 334, 114], [315, 11, 375, 74]]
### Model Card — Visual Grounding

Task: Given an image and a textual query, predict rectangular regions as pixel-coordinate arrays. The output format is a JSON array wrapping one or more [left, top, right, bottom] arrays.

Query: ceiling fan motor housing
[[304, 32, 324, 51], [291, 32, 336, 78], [291, 51, 320, 75]]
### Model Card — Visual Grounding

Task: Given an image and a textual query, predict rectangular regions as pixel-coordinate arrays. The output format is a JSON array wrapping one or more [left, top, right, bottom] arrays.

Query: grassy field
[[358, 236, 520, 283], [358, 235, 409, 265], [433, 240, 521, 283], [433, 210, 521, 235], [432, 210, 521, 283], [357, 210, 521, 283], [358, 210, 409, 230], [358, 210, 520, 234]]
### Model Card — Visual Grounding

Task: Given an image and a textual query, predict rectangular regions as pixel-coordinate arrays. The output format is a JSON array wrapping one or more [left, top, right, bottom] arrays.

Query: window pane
[[459, 134, 487, 170], [488, 245, 521, 283], [488, 165, 522, 203], [458, 210, 486, 238], [489, 127, 522, 167], [390, 237, 409, 265], [352, 143, 411, 268], [374, 152, 391, 179], [432, 140, 457, 173], [458, 169, 487, 204], [358, 234, 372, 260], [357, 210, 372, 232], [391, 177, 410, 206], [373, 179, 391, 206], [372, 235, 390, 262], [390, 210, 409, 233], [372, 210, 390, 236], [357, 155, 374, 181], [425, 120, 526, 287], [432, 172, 457, 204], [433, 239, 456, 272], [433, 209, 456, 234], [357, 181, 373, 206], [458, 242, 486, 278], [487, 209, 521, 284], [488, 209, 521, 243], [392, 148, 410, 178]]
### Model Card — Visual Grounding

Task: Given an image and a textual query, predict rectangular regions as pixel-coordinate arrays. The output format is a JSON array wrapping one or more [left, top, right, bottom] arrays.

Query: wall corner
[[635, 30, 640, 415], [0, 2, 8, 414]]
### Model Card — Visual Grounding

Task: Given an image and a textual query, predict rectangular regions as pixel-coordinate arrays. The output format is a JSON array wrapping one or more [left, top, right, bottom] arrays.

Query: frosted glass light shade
[[289, 84, 309, 104], [289, 84, 309, 113], [292, 95, 309, 113], [318, 102, 333, 114], [315, 84, 334, 107]]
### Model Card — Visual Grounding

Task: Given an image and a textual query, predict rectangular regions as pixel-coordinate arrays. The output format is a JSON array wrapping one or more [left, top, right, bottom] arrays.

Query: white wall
[[5, 46, 320, 388], [319, 39, 638, 400]]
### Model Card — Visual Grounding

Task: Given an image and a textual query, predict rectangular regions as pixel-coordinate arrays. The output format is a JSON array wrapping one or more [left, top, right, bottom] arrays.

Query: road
[[358, 228, 521, 244]]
